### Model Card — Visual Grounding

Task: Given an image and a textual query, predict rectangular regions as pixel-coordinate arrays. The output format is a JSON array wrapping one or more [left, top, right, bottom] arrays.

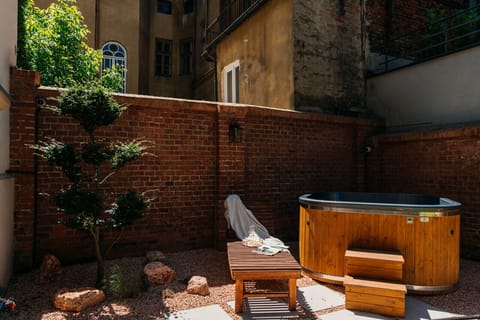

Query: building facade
[[0, 0, 17, 294], [35, 0, 218, 100], [33, 1, 475, 111], [205, 0, 366, 113]]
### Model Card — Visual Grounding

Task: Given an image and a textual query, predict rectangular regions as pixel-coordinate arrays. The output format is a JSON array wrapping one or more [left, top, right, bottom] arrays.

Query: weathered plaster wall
[[215, 0, 294, 109], [148, 0, 194, 99], [0, 0, 17, 172], [99, 0, 140, 93], [0, 0, 17, 293], [192, 0, 217, 101], [292, 0, 365, 113]]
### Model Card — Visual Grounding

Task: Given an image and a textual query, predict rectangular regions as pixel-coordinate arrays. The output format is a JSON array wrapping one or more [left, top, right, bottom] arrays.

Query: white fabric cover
[[224, 194, 270, 240]]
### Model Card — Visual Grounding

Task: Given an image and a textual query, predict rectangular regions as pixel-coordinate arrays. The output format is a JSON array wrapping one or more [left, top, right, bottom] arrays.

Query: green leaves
[[110, 140, 148, 170], [22, 0, 102, 88], [58, 84, 125, 134], [108, 191, 148, 228], [55, 187, 104, 229], [81, 142, 113, 167], [100, 65, 126, 93], [33, 139, 81, 183], [31, 85, 151, 287], [106, 264, 147, 299]]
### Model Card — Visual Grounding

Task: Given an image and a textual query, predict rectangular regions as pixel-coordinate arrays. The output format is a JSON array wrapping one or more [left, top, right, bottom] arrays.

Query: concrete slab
[[297, 285, 345, 312], [403, 296, 459, 320], [227, 298, 304, 320], [319, 309, 389, 320], [164, 304, 232, 320], [318, 296, 459, 320]]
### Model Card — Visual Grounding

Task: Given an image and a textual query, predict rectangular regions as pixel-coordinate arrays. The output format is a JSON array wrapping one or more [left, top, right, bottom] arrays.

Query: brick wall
[[10, 69, 382, 269], [10, 68, 480, 269], [368, 127, 480, 259]]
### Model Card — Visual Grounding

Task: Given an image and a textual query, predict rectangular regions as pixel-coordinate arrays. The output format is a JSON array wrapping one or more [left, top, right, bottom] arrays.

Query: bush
[[106, 265, 148, 299]]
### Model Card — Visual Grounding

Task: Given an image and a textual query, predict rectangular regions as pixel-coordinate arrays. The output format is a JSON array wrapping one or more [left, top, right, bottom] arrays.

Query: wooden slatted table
[[227, 241, 302, 313]]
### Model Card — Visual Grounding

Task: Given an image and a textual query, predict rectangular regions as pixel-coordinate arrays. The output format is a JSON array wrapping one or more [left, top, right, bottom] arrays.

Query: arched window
[[101, 42, 127, 93]]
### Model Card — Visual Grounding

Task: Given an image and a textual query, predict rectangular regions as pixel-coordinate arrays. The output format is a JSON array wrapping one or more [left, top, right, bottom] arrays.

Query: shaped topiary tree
[[33, 84, 150, 287]]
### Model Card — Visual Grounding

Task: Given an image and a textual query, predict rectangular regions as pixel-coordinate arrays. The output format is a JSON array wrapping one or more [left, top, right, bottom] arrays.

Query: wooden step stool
[[344, 276, 407, 318], [344, 249, 406, 317], [345, 248, 405, 281]]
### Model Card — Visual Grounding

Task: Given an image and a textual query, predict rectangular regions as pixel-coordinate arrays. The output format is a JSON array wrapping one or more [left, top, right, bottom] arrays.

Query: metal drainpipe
[[95, 0, 100, 49], [32, 97, 42, 267], [201, 50, 218, 101], [192, 0, 197, 97]]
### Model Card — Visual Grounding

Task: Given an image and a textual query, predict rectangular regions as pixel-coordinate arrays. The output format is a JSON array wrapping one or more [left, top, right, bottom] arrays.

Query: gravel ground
[[2, 243, 480, 319]]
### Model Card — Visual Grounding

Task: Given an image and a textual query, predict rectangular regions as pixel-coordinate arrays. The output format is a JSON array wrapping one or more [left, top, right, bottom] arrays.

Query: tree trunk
[[93, 226, 104, 288]]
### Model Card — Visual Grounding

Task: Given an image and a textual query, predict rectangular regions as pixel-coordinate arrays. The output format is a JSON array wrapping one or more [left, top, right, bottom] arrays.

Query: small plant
[[32, 83, 152, 287], [106, 265, 147, 299]]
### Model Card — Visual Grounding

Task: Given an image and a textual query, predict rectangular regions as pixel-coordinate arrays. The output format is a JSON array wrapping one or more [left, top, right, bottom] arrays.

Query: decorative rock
[[38, 254, 61, 282], [187, 276, 210, 296], [53, 288, 105, 312], [144, 262, 175, 285], [146, 250, 167, 263]]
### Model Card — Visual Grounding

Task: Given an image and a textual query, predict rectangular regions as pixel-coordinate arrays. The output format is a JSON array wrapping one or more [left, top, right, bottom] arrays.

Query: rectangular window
[[155, 39, 172, 77], [184, 0, 194, 14], [157, 0, 172, 14], [223, 61, 240, 103], [180, 39, 193, 75]]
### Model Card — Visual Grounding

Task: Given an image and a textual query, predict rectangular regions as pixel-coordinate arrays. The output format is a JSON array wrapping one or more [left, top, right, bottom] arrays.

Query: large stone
[[144, 262, 175, 285], [187, 276, 210, 296], [146, 250, 167, 263], [53, 288, 105, 312], [38, 254, 61, 283]]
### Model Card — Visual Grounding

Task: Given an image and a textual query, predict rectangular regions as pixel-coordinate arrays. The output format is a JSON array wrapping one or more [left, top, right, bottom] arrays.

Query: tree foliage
[[32, 84, 151, 287], [19, 0, 123, 91]]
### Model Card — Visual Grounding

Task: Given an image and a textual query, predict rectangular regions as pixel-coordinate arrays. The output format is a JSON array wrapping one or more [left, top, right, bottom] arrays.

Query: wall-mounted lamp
[[229, 122, 242, 143]]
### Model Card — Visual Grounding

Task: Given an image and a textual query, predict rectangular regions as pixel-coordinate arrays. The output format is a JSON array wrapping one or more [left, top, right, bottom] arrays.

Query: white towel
[[224, 194, 270, 240]]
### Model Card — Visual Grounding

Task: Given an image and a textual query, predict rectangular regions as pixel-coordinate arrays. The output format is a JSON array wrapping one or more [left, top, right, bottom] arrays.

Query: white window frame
[[101, 41, 127, 93], [222, 60, 240, 103]]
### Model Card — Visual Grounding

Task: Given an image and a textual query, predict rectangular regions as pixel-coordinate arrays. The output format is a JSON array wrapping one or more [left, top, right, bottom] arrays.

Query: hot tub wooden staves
[[298, 192, 461, 295]]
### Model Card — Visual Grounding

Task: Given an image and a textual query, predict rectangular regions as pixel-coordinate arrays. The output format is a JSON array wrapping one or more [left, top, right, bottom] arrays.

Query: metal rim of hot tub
[[299, 192, 461, 216], [298, 192, 461, 295]]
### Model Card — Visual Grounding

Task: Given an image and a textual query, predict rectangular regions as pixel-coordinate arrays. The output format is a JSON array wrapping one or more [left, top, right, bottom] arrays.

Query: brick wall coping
[[372, 122, 480, 143], [37, 86, 384, 127]]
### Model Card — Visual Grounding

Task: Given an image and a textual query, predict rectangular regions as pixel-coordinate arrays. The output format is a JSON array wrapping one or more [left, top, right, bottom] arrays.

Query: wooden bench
[[227, 241, 302, 313]]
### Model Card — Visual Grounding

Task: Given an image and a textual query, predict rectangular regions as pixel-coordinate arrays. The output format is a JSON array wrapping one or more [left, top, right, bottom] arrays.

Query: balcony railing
[[369, 4, 480, 75], [205, 0, 265, 49]]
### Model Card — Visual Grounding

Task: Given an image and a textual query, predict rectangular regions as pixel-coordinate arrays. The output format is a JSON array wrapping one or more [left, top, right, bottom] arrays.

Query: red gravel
[[3, 245, 479, 319]]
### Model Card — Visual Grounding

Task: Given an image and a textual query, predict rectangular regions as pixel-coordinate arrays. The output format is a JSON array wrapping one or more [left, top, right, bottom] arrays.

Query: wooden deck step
[[344, 275, 407, 318], [345, 248, 405, 281]]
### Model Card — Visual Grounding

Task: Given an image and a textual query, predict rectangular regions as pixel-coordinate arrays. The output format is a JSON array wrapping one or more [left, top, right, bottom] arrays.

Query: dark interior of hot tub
[[309, 192, 440, 205]]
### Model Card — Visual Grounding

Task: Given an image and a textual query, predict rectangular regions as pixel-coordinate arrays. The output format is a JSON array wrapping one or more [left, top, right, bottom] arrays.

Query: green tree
[[17, 0, 30, 69], [19, 0, 123, 90], [33, 84, 151, 287]]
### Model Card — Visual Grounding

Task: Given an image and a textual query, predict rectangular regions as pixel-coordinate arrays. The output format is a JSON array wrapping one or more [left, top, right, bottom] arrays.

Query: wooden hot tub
[[299, 192, 461, 294]]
